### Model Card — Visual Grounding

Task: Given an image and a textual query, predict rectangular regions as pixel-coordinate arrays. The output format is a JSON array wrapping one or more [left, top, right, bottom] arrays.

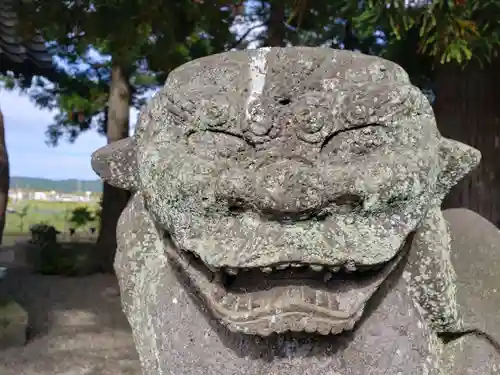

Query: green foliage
[[13, 204, 30, 233], [235, 1, 386, 54], [11, 0, 237, 144], [347, 0, 500, 65], [29, 223, 60, 245], [68, 206, 95, 231], [285, 0, 499, 69], [5, 200, 99, 236], [27, 222, 97, 276]]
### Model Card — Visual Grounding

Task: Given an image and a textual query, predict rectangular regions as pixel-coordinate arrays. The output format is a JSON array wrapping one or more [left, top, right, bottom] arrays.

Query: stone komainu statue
[[92, 47, 500, 374]]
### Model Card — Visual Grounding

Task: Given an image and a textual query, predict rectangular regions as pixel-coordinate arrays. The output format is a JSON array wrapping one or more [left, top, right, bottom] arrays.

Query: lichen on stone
[[90, 47, 491, 374]]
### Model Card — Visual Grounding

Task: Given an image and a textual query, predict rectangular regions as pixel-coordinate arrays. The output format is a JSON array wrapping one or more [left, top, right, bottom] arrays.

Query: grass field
[[5, 200, 100, 240]]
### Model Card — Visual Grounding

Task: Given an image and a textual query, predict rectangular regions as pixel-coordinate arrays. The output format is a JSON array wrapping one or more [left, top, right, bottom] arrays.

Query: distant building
[[33, 191, 48, 200], [8, 188, 98, 203], [9, 189, 26, 202]]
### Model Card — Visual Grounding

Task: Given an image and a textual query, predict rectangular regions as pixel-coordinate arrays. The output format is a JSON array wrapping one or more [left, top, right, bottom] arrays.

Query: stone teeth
[[304, 325, 316, 333], [316, 325, 331, 335], [261, 267, 273, 273], [309, 265, 323, 272], [291, 263, 302, 268], [345, 260, 356, 272], [225, 267, 239, 275], [329, 266, 341, 273], [206, 264, 218, 273], [276, 263, 290, 270]]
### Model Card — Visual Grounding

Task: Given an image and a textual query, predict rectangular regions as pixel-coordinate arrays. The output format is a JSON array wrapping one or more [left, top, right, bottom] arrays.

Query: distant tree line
[[10, 176, 102, 193]]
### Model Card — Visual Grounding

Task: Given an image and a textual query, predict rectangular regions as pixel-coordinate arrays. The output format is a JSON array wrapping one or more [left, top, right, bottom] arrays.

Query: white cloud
[[1, 89, 54, 125]]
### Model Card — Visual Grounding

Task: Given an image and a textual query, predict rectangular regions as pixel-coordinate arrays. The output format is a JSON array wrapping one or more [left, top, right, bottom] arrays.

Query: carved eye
[[320, 124, 386, 158], [187, 131, 249, 158], [193, 95, 233, 128]]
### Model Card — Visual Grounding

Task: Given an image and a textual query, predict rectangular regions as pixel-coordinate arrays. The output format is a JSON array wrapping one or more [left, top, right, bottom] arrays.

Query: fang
[[310, 265, 323, 272], [225, 267, 239, 275]]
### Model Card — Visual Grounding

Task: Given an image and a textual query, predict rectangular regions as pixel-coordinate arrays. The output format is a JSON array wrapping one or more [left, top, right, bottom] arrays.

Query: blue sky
[[1, 88, 142, 180]]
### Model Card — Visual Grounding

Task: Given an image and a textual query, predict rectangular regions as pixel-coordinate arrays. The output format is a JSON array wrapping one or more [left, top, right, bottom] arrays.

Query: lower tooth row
[[222, 264, 352, 275]]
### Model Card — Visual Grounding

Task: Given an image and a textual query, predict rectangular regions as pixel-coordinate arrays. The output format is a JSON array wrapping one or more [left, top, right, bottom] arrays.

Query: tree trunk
[[264, 1, 286, 47], [434, 57, 500, 226], [95, 63, 131, 272], [0, 107, 9, 246], [342, 21, 357, 51]]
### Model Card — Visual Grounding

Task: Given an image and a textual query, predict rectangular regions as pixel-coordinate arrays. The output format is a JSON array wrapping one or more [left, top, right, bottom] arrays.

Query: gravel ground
[[0, 264, 141, 375]]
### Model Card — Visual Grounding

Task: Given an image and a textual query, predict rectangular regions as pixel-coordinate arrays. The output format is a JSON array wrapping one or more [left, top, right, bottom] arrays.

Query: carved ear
[[435, 137, 481, 197], [91, 137, 139, 191]]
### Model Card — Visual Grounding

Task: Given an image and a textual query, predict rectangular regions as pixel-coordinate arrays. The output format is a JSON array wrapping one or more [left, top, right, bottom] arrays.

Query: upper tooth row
[[224, 264, 352, 275]]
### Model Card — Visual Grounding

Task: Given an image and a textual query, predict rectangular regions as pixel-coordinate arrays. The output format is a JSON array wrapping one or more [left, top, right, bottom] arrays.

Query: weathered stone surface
[[0, 299, 27, 349], [115, 194, 445, 374], [138, 48, 452, 271], [442, 334, 500, 375], [92, 47, 500, 374], [444, 208, 500, 346], [405, 205, 461, 333], [91, 137, 138, 191]]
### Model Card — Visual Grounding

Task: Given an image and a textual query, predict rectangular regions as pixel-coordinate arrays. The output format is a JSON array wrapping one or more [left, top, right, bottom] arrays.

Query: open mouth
[[163, 231, 407, 336]]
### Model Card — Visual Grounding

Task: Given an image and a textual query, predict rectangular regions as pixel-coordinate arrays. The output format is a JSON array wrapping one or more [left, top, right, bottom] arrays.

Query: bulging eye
[[320, 124, 386, 158], [187, 131, 250, 158]]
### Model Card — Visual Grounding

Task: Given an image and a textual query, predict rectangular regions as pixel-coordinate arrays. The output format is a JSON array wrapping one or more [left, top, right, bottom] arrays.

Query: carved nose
[[255, 160, 325, 219]]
